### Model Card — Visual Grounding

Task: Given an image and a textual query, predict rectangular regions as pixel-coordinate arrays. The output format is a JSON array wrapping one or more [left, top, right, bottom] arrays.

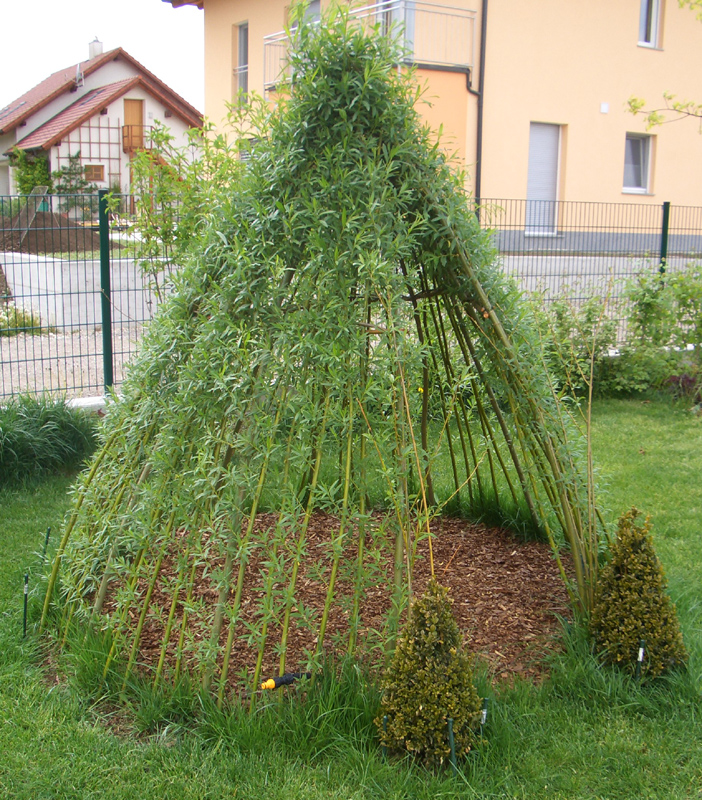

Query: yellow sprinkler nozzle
[[260, 672, 311, 690]]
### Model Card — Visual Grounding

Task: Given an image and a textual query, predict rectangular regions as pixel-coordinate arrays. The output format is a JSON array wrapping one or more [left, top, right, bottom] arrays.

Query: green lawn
[[0, 398, 700, 799]]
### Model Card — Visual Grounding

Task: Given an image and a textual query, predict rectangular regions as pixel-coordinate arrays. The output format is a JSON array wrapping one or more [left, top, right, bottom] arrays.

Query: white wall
[[0, 131, 16, 194], [0, 160, 10, 195], [9, 54, 196, 196], [9, 57, 141, 146], [51, 89, 196, 193]]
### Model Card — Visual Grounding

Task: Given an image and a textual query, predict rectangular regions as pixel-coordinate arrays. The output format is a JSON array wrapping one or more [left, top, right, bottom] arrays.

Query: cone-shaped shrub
[[377, 579, 481, 767], [590, 507, 687, 679]]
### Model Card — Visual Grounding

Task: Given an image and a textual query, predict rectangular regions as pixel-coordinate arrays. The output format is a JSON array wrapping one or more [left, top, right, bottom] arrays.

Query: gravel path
[[1, 324, 144, 399]]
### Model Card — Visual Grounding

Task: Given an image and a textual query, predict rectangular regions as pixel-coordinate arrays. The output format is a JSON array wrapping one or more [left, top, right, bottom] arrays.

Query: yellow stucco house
[[166, 0, 702, 209]]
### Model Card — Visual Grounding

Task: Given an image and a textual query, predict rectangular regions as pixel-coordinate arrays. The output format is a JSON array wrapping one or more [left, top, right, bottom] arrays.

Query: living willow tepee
[[42, 14, 600, 700]]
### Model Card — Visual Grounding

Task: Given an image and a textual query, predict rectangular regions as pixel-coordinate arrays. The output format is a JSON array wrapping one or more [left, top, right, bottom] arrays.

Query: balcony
[[263, 1, 477, 91], [122, 125, 154, 154]]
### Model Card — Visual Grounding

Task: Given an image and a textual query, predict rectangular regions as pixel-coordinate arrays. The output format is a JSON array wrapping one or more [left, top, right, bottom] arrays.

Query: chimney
[[89, 38, 103, 59]]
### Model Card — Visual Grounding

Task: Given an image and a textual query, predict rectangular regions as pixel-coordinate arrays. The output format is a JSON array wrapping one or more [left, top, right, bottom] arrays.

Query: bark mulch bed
[[111, 512, 572, 695]]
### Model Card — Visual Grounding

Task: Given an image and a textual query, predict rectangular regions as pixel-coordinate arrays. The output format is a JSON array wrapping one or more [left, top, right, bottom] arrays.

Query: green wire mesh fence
[[481, 198, 702, 341], [1, 192, 701, 399], [0, 192, 174, 399]]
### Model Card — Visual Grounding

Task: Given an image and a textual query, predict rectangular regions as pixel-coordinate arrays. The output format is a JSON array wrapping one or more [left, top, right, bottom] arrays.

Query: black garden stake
[[23, 573, 29, 638], [42, 527, 51, 562], [447, 717, 457, 776], [635, 639, 645, 681]]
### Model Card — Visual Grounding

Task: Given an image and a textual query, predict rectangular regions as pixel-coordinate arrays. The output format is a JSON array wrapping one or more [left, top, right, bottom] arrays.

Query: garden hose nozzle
[[261, 671, 311, 690]]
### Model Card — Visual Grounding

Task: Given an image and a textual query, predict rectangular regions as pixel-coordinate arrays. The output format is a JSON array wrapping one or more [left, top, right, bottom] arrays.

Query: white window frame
[[638, 0, 661, 48], [233, 22, 249, 99], [623, 133, 652, 194], [525, 122, 562, 237]]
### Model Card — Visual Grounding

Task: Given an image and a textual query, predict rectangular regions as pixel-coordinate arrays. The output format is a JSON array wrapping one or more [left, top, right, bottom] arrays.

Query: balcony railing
[[263, 1, 477, 91], [122, 125, 154, 153], [233, 65, 249, 100]]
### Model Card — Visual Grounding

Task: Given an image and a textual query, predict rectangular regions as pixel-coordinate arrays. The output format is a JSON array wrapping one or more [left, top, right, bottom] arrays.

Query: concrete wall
[[0, 252, 163, 328]]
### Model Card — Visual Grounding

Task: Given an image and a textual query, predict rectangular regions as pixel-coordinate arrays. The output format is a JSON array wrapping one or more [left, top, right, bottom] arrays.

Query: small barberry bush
[[376, 579, 482, 767], [590, 507, 687, 679]]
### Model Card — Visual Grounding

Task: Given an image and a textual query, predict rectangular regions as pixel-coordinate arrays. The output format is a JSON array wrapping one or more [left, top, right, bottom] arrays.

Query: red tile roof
[[12, 79, 138, 151], [0, 49, 121, 134], [0, 47, 201, 136]]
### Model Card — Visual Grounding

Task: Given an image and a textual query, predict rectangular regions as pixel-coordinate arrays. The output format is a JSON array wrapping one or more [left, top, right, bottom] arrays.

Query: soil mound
[[1, 210, 102, 254]]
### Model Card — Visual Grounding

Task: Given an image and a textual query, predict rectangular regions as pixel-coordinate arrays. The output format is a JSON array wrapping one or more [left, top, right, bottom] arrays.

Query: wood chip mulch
[[121, 512, 572, 693]]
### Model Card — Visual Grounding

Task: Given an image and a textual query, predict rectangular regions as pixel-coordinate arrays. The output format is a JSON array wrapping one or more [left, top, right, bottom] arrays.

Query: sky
[[0, 0, 205, 112]]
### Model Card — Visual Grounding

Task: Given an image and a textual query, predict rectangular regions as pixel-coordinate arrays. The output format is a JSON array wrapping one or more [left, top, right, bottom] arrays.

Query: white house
[[0, 39, 202, 196]]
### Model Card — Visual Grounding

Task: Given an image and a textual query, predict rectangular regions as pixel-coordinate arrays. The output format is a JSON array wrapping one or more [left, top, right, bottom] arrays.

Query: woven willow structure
[[42, 15, 599, 700]]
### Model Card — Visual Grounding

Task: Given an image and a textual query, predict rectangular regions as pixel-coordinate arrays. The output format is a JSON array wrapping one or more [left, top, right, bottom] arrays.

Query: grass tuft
[[0, 303, 52, 337]]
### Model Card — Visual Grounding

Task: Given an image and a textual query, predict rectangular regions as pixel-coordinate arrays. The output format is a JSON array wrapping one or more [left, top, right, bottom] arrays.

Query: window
[[623, 133, 652, 193], [287, 1, 319, 28], [233, 23, 248, 99], [526, 122, 561, 235], [639, 0, 661, 47], [378, 1, 416, 57], [304, 0, 321, 22], [84, 164, 104, 182]]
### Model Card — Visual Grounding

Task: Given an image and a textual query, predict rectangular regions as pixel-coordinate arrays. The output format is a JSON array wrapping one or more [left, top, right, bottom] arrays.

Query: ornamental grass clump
[[377, 579, 482, 767], [0, 395, 98, 484], [590, 508, 687, 679]]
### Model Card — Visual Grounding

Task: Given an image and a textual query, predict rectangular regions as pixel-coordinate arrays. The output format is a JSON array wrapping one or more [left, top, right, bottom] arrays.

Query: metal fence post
[[98, 189, 114, 392], [659, 201, 671, 275]]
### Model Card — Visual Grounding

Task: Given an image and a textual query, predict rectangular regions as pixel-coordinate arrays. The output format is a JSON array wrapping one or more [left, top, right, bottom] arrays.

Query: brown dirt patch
[[1, 211, 103, 254], [107, 513, 571, 695]]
